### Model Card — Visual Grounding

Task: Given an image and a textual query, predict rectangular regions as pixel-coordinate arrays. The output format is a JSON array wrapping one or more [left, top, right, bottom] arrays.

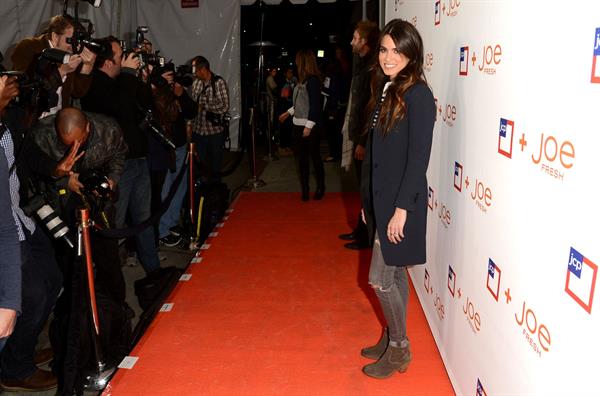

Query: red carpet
[[104, 192, 454, 395]]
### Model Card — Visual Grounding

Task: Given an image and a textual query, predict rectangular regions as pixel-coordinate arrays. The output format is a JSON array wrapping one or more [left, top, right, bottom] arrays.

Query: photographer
[[148, 65, 197, 246], [0, 76, 63, 392], [11, 15, 96, 117], [81, 36, 163, 274], [0, 76, 21, 355], [28, 107, 128, 302], [190, 56, 229, 184]]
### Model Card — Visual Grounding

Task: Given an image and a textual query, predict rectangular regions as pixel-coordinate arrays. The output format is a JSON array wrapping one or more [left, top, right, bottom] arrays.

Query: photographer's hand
[[107, 178, 115, 191], [0, 308, 17, 339], [122, 52, 140, 70], [0, 76, 19, 113], [278, 112, 289, 123], [162, 71, 174, 85], [173, 82, 184, 97], [68, 173, 84, 195], [53, 140, 84, 178], [59, 55, 83, 77], [80, 48, 97, 75]]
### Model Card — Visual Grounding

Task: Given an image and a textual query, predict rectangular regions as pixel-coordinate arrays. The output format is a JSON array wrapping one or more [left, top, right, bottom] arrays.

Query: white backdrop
[[0, 0, 241, 148], [385, 1, 600, 395]]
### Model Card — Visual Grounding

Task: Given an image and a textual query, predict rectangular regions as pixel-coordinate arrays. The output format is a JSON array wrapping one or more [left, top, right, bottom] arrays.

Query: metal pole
[[80, 208, 102, 358], [79, 208, 115, 391], [188, 142, 195, 228], [245, 107, 266, 189], [363, 0, 367, 21]]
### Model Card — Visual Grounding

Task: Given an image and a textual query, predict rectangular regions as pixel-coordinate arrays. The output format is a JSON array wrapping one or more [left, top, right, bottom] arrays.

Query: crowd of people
[[0, 12, 436, 393], [0, 14, 230, 394]]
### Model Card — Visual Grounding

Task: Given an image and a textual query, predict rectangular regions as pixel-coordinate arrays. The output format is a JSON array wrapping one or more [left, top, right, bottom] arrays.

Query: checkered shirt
[[191, 76, 230, 136], [0, 123, 36, 241]]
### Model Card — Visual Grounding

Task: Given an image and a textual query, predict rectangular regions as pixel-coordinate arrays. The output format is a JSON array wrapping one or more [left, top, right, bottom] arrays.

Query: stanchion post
[[245, 106, 266, 190], [188, 142, 196, 231], [79, 208, 115, 391]]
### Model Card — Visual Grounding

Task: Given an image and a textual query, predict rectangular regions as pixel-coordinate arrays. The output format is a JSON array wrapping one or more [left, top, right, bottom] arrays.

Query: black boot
[[362, 342, 411, 379], [361, 328, 388, 360], [301, 190, 309, 201], [313, 185, 325, 200]]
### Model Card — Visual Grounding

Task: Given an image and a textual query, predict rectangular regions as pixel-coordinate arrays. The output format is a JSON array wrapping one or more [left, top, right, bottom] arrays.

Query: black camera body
[[79, 169, 114, 201], [0, 48, 71, 115], [149, 62, 193, 88], [206, 111, 231, 128]]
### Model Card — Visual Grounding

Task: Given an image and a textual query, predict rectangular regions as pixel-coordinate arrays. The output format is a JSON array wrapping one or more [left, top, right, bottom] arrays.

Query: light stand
[[79, 208, 115, 391]]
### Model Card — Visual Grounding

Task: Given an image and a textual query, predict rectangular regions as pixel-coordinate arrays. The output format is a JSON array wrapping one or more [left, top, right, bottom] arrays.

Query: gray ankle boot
[[362, 342, 412, 379], [361, 328, 388, 360]]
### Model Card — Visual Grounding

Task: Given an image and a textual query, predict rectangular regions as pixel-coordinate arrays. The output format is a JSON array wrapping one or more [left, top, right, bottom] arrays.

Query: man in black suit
[[81, 36, 162, 274]]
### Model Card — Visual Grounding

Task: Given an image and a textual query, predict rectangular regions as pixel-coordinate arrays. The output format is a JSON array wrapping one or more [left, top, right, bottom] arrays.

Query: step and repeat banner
[[385, 1, 600, 395]]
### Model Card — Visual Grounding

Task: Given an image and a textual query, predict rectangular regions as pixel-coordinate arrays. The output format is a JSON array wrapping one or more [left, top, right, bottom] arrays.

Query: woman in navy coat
[[359, 19, 436, 379]]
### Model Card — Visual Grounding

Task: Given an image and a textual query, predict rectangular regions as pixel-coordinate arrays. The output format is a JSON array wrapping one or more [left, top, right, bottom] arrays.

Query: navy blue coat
[[361, 82, 436, 266]]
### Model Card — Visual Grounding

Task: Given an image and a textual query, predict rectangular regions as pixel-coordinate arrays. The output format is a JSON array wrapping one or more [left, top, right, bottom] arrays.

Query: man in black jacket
[[29, 107, 128, 303], [81, 36, 162, 274], [339, 20, 380, 250]]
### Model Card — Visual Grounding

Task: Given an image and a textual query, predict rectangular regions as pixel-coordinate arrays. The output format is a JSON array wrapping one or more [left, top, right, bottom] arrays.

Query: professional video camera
[[0, 48, 72, 115]]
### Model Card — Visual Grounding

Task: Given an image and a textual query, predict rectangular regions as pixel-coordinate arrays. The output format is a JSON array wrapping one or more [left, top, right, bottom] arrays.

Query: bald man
[[30, 107, 127, 200]]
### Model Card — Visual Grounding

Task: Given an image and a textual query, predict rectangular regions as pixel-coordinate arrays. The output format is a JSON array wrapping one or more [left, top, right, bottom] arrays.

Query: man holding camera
[[81, 36, 162, 274], [11, 15, 96, 117], [0, 75, 63, 392], [29, 107, 128, 301], [190, 56, 229, 184]]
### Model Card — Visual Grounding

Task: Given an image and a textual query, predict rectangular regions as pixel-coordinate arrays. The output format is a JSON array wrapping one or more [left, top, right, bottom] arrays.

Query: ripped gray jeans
[[368, 232, 410, 347]]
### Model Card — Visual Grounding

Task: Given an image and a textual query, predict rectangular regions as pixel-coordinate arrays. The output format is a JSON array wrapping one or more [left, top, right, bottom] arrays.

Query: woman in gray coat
[[359, 19, 436, 379]]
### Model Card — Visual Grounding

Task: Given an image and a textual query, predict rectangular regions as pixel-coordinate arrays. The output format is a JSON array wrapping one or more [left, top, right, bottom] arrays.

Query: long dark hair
[[365, 19, 427, 136], [295, 49, 321, 84]]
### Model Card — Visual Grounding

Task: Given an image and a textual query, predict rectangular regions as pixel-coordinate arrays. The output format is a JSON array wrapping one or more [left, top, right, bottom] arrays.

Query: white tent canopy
[[0, 0, 241, 148], [241, 0, 355, 5]]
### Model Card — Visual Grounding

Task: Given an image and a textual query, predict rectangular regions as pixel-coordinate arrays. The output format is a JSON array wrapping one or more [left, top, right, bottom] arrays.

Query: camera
[[206, 111, 231, 128], [22, 195, 74, 249], [122, 26, 166, 68], [149, 62, 194, 88], [0, 48, 72, 114], [63, 14, 111, 58], [79, 170, 113, 201]]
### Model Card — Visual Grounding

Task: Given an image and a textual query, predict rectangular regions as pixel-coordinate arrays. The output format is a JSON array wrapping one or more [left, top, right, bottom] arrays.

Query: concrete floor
[[0, 138, 359, 396]]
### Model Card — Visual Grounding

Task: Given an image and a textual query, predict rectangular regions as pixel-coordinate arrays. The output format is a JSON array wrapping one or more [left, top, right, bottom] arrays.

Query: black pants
[[325, 108, 344, 159], [1, 228, 62, 380], [292, 125, 325, 193], [352, 147, 368, 242]]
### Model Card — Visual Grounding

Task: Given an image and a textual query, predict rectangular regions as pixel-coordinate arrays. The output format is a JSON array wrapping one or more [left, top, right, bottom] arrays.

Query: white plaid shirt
[[0, 124, 36, 241], [191, 75, 230, 136]]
